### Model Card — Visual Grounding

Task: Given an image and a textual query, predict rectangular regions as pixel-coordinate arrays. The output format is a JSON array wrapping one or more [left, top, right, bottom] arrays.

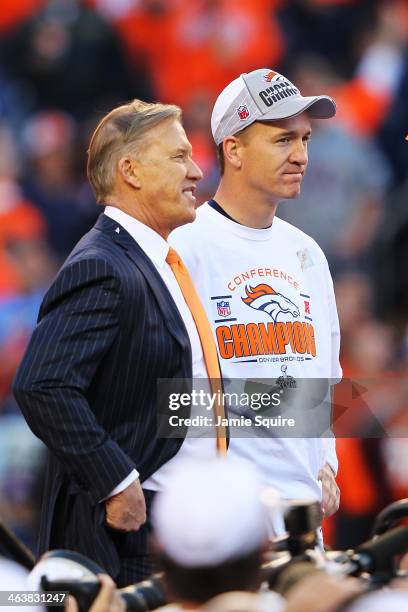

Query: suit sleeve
[[13, 257, 136, 503]]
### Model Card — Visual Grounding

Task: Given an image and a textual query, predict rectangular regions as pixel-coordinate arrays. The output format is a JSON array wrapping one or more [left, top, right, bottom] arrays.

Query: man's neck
[[213, 181, 278, 229], [105, 198, 170, 240]]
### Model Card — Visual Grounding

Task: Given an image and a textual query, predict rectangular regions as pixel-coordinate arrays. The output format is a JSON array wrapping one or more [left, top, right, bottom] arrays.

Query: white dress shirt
[[103, 206, 216, 498]]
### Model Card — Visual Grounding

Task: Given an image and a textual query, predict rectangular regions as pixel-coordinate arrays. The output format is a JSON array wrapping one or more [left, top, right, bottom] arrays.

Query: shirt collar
[[104, 206, 169, 268]]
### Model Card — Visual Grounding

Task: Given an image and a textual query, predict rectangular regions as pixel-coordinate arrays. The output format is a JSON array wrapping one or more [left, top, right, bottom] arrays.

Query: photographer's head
[[152, 458, 268, 604]]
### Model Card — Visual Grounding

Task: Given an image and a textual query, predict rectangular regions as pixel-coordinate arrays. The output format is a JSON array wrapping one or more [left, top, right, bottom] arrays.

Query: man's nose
[[289, 140, 308, 165], [188, 157, 203, 181]]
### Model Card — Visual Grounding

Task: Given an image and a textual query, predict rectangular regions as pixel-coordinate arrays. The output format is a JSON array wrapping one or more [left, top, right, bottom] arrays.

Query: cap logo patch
[[264, 70, 278, 82], [237, 105, 250, 120]]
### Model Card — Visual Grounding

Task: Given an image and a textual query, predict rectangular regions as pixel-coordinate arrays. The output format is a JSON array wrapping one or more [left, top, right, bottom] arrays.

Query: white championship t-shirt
[[170, 202, 342, 501]]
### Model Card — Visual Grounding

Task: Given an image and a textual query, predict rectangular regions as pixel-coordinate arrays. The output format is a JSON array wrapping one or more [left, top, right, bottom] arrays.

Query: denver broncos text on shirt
[[212, 277, 316, 362]]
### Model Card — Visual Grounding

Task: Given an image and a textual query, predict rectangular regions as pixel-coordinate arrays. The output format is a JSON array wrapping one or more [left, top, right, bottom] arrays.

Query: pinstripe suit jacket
[[13, 213, 192, 574]]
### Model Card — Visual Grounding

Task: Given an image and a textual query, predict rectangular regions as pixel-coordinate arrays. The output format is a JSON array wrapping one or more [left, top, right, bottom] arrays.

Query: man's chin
[[185, 205, 197, 223], [173, 207, 197, 230], [282, 187, 302, 200]]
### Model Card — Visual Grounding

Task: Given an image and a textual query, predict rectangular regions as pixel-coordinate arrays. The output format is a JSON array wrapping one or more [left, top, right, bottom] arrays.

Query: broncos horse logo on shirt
[[242, 283, 300, 323]]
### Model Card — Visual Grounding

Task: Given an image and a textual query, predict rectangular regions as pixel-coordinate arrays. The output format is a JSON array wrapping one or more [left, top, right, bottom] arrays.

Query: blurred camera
[[262, 498, 408, 595], [28, 550, 166, 612], [27, 499, 408, 611]]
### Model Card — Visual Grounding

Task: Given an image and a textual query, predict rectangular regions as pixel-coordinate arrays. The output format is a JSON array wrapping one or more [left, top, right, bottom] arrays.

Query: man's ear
[[118, 157, 141, 189], [223, 136, 243, 170]]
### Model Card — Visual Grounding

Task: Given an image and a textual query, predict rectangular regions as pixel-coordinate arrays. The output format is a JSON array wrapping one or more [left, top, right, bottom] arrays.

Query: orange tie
[[166, 247, 227, 455]]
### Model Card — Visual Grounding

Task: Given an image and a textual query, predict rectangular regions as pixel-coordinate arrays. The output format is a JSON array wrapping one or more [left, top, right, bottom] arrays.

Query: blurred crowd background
[[0, 0, 407, 556]]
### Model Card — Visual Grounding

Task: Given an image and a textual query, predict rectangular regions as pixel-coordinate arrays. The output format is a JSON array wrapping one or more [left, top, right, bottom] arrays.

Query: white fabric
[[0, 558, 42, 612], [348, 591, 408, 612], [152, 457, 267, 567], [170, 203, 342, 501], [104, 207, 216, 494], [0, 558, 30, 588]]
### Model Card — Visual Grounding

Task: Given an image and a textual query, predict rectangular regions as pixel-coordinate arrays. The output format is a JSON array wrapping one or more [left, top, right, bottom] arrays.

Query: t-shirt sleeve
[[324, 259, 342, 383], [322, 435, 338, 475], [320, 256, 341, 474]]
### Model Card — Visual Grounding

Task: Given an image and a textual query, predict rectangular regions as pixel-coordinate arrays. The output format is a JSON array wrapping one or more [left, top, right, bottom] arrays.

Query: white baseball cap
[[211, 68, 336, 145], [152, 458, 268, 567]]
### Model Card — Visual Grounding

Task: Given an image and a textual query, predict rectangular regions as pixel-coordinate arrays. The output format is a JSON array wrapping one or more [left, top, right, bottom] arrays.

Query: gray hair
[[87, 99, 181, 203]]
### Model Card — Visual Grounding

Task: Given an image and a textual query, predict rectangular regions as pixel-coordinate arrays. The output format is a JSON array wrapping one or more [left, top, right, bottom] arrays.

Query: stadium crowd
[[0, 0, 407, 579]]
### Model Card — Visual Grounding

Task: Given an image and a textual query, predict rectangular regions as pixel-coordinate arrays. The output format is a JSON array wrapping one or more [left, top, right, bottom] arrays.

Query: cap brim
[[260, 95, 336, 122]]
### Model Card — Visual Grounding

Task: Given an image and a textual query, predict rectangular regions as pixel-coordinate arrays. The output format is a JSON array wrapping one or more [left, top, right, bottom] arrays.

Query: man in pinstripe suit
[[13, 99, 213, 586]]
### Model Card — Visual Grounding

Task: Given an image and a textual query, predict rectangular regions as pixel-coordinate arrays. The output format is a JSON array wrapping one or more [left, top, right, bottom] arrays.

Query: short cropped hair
[[87, 99, 181, 203], [159, 549, 262, 605], [216, 124, 251, 177], [217, 143, 225, 176]]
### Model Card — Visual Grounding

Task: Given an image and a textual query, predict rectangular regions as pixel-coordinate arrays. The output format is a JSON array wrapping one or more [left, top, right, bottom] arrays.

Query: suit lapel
[[94, 214, 190, 351]]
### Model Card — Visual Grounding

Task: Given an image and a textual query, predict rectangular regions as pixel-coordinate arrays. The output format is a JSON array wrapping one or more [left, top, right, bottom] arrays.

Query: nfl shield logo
[[237, 105, 250, 120], [217, 300, 231, 317]]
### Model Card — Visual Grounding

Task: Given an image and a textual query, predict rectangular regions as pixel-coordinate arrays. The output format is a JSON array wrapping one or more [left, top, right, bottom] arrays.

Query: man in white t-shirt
[[171, 68, 341, 519]]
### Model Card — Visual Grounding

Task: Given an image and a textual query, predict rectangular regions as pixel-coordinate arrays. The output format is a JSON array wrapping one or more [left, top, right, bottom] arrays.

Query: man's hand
[[90, 575, 125, 612], [318, 462, 340, 518], [67, 574, 125, 612], [105, 479, 146, 531]]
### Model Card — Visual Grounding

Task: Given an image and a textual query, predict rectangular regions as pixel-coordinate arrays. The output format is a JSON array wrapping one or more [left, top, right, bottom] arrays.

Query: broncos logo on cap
[[264, 70, 278, 82], [242, 283, 300, 323]]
